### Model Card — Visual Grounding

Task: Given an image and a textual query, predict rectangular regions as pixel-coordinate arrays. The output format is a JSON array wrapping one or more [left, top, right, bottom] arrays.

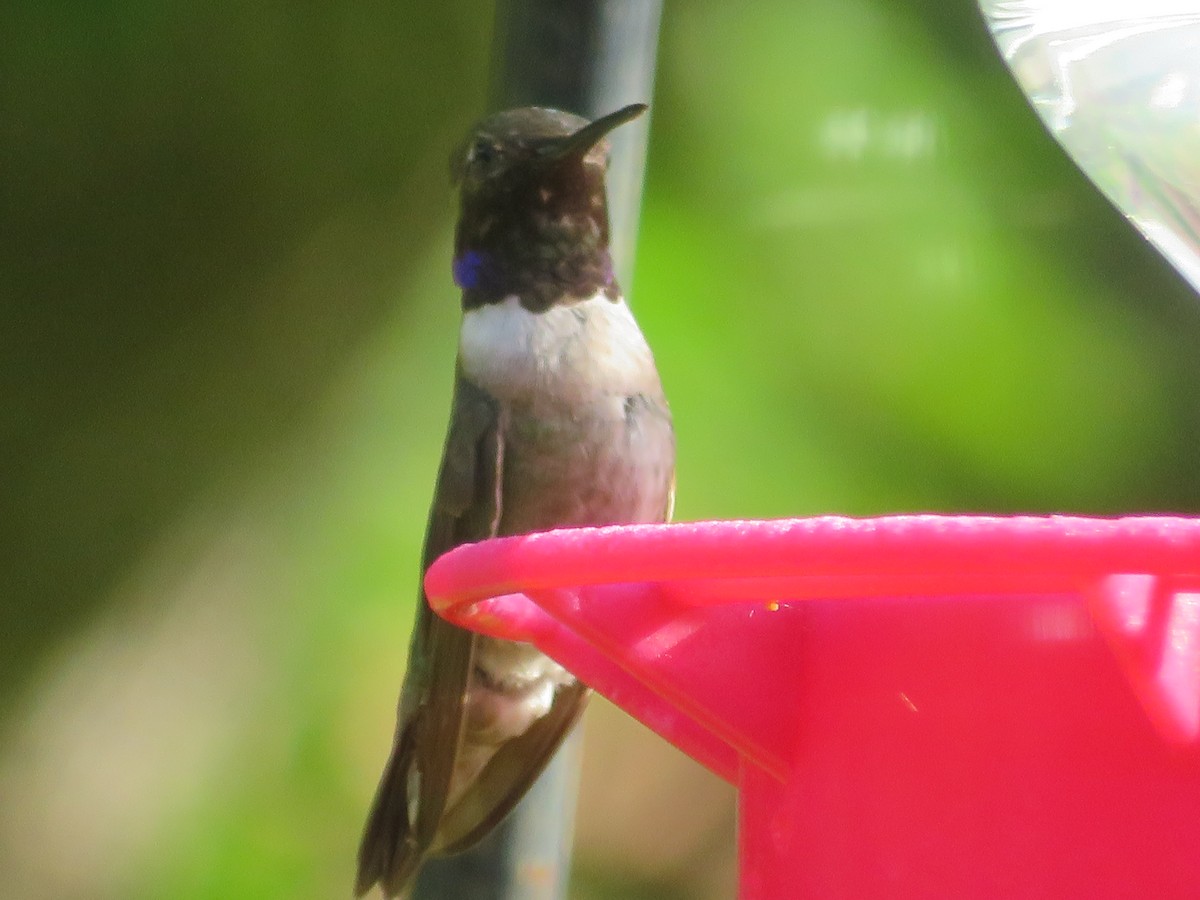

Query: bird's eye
[[468, 140, 498, 168]]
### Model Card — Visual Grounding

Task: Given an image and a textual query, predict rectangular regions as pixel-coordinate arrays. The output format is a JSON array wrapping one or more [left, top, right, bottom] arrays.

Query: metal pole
[[412, 1, 662, 897]]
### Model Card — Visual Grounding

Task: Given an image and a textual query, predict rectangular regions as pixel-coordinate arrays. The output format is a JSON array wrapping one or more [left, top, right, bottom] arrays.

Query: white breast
[[458, 292, 656, 402]]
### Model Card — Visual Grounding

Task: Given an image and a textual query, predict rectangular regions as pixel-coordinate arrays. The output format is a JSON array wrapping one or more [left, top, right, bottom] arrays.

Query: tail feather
[[355, 737, 422, 898], [358, 610, 476, 896]]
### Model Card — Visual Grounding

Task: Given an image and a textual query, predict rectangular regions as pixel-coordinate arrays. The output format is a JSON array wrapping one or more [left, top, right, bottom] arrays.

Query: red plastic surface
[[425, 516, 1200, 898]]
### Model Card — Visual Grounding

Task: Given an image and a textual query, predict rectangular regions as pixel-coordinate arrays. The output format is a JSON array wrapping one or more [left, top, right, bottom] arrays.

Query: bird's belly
[[457, 396, 670, 753], [465, 637, 573, 744], [498, 396, 672, 534]]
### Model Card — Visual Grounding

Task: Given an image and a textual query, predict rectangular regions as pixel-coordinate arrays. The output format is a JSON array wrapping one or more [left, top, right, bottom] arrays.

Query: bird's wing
[[433, 679, 589, 855], [355, 369, 502, 898]]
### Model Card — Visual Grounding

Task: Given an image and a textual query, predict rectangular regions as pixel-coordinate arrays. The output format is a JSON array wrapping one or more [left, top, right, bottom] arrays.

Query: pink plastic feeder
[[425, 515, 1200, 898]]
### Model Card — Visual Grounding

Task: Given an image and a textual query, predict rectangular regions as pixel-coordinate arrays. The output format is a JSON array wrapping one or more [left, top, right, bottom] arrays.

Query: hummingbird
[[355, 103, 675, 897]]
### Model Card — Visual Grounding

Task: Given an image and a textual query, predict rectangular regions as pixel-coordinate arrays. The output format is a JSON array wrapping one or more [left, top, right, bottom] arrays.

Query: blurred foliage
[[2, 0, 1199, 898]]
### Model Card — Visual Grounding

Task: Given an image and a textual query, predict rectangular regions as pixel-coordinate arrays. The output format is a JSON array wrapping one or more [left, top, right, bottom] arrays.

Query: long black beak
[[539, 103, 647, 162]]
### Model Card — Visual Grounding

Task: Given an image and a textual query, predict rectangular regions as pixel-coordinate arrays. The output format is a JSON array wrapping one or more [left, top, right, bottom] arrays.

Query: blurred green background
[[4, 1, 1199, 898]]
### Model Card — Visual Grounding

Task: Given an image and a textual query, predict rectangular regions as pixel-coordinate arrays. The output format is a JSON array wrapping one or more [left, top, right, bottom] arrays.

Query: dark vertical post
[[411, 2, 663, 898]]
